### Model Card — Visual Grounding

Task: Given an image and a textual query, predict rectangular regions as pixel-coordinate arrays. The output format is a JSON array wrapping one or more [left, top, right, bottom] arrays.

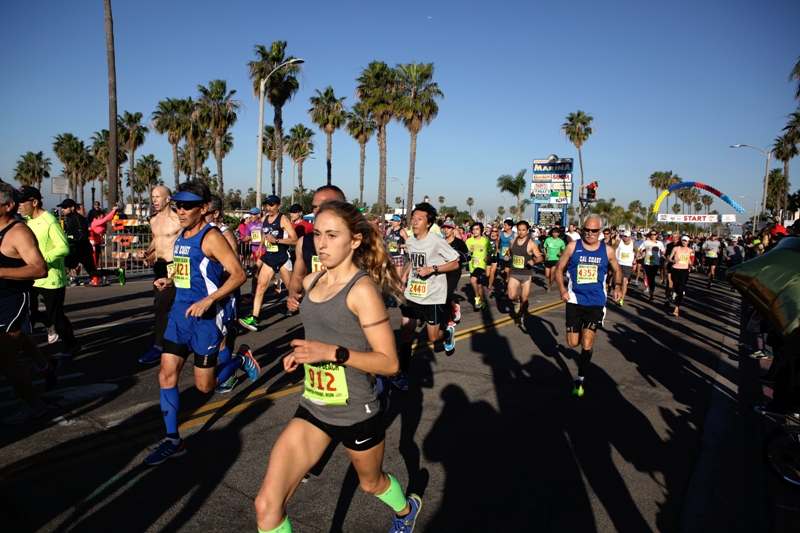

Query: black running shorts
[[294, 404, 385, 451]]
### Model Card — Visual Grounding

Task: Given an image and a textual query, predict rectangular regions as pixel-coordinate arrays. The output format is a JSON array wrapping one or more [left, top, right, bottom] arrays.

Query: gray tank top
[[299, 269, 379, 425]]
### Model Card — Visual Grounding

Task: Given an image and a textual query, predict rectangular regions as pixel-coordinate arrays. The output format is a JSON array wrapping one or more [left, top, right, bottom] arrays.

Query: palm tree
[[790, 56, 800, 101], [308, 86, 347, 185], [438, 196, 445, 210], [701, 194, 714, 216], [72, 142, 93, 205], [356, 61, 398, 223], [135, 154, 161, 208], [345, 102, 376, 205], [497, 206, 505, 219], [53, 133, 81, 197], [103, 0, 119, 205], [176, 97, 201, 181], [660, 171, 681, 214], [628, 200, 642, 216], [249, 42, 302, 203], [151, 98, 187, 191], [497, 169, 528, 216], [394, 62, 443, 217], [262, 125, 279, 195], [14, 151, 51, 189], [196, 79, 240, 202], [767, 168, 786, 213], [118, 111, 147, 203], [476, 209, 484, 222], [91, 129, 126, 206], [395, 196, 402, 211], [285, 124, 315, 193], [773, 134, 797, 219], [560, 110, 594, 223], [466, 197, 474, 217]]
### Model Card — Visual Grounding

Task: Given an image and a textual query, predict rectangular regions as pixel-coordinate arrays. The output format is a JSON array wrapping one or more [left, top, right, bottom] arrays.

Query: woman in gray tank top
[[255, 201, 423, 533]]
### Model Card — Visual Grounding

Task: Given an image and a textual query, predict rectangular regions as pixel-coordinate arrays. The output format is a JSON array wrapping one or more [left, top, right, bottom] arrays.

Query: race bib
[[472, 257, 482, 266], [265, 242, 279, 253], [173, 256, 191, 288], [646, 253, 654, 264], [512, 255, 525, 269], [501, 247, 509, 256], [251, 230, 261, 242], [577, 264, 598, 284], [311, 255, 325, 272], [620, 252, 631, 261], [166, 263, 175, 279], [388, 242, 399, 253], [706, 251, 717, 258], [408, 278, 428, 298], [303, 363, 349, 406], [678, 253, 690, 264]]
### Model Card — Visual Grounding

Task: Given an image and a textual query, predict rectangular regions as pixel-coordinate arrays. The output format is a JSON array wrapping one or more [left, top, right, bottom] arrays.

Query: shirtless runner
[[138, 186, 183, 364]]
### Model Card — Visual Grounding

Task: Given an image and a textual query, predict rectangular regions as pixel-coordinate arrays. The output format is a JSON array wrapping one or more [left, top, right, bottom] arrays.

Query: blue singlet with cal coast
[[566, 241, 609, 306]]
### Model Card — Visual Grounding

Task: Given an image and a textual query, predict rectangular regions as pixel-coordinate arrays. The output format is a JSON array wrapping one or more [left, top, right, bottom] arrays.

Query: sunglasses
[[173, 201, 203, 211], [582, 227, 602, 233]]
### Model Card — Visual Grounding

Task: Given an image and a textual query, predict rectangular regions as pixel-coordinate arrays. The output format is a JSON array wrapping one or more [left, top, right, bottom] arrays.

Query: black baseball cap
[[265, 195, 280, 206], [17, 186, 42, 202], [57, 199, 77, 209], [288, 203, 303, 213]]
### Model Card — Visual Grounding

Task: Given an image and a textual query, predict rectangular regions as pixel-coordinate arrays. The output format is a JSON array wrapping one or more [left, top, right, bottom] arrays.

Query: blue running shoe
[[391, 373, 409, 391], [144, 439, 186, 465], [444, 325, 455, 355], [389, 493, 422, 533], [238, 344, 260, 381], [215, 375, 237, 393], [139, 346, 162, 365]]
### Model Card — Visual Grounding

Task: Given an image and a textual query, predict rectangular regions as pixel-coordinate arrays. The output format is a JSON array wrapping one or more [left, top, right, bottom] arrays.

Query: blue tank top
[[262, 212, 288, 257], [172, 224, 225, 305], [498, 229, 514, 258], [566, 241, 609, 306]]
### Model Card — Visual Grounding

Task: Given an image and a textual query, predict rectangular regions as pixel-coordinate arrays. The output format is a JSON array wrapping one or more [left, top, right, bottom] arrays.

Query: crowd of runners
[[2, 177, 798, 532]]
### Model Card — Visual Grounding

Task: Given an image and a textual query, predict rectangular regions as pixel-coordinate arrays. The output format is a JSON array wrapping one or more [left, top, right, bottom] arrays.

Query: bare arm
[[555, 241, 576, 301], [0, 224, 47, 280], [286, 235, 309, 312]]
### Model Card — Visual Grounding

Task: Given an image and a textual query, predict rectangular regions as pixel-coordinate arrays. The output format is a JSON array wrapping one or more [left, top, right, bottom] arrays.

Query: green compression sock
[[376, 474, 407, 512], [258, 515, 292, 533]]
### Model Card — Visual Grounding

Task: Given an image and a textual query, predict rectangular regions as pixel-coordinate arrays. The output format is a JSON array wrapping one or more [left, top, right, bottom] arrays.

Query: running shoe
[[39, 359, 61, 392], [515, 315, 523, 328], [632, 280, 639, 286], [707, 281, 712, 289], [55, 344, 81, 359], [242, 294, 255, 304], [389, 494, 422, 533], [444, 325, 456, 355], [392, 373, 409, 391], [648, 293, 654, 301], [215, 375, 237, 393], [2, 401, 47, 425], [284, 309, 295, 318], [144, 438, 186, 466], [238, 315, 259, 331], [618, 299, 624, 307], [116, 268, 126, 286], [513, 300, 521, 314], [452, 303, 461, 323], [139, 346, 163, 365], [275, 279, 283, 294], [68, 277, 78, 287], [754, 404, 799, 419], [749, 350, 772, 360], [238, 344, 260, 381], [473, 297, 481, 312], [46, 325, 59, 344], [572, 380, 585, 397], [673, 307, 679, 317]]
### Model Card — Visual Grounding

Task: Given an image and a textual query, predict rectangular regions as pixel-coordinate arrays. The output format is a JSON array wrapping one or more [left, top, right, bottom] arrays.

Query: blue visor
[[171, 191, 205, 202]]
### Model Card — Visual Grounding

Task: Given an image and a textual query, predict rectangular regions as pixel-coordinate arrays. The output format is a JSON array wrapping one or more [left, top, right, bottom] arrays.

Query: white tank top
[[615, 241, 636, 266]]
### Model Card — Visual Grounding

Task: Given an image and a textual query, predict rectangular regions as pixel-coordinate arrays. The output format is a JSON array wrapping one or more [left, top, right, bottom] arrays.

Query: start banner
[[657, 214, 736, 223]]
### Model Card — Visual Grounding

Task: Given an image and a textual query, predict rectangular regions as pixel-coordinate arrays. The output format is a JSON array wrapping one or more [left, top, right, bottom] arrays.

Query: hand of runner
[[154, 278, 174, 291], [613, 286, 622, 302], [288, 339, 333, 367], [185, 297, 213, 318], [286, 290, 302, 312], [415, 267, 433, 277], [561, 290, 570, 303]]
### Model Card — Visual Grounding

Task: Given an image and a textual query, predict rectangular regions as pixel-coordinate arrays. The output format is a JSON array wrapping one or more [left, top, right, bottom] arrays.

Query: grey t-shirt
[[703, 240, 721, 258], [726, 244, 743, 264], [405, 231, 460, 305]]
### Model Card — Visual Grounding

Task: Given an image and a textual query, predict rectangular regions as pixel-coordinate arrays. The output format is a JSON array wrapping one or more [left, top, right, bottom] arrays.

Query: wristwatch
[[433, 265, 439, 273], [334, 346, 350, 366]]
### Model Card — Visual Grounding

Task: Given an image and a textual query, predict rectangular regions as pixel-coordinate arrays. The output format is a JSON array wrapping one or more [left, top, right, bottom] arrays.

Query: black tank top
[[0, 221, 34, 298], [509, 235, 534, 275], [262, 212, 288, 257]]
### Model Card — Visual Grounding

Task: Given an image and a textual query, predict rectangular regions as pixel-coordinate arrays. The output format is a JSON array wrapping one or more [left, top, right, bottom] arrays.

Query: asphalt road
[[0, 268, 796, 532]]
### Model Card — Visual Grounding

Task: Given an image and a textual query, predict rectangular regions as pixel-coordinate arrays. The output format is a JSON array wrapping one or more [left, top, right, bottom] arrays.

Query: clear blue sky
[[1, 0, 798, 220]]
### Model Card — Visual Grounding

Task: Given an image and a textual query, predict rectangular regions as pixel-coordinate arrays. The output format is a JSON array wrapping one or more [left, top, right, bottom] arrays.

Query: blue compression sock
[[218, 345, 231, 364], [215, 355, 244, 384], [160, 387, 180, 436]]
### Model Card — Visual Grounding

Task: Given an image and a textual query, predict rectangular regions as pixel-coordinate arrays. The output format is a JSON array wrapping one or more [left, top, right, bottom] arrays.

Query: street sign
[[51, 178, 69, 195]]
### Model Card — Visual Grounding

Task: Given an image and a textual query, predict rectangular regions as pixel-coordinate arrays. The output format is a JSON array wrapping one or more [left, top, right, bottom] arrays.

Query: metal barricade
[[97, 219, 154, 275]]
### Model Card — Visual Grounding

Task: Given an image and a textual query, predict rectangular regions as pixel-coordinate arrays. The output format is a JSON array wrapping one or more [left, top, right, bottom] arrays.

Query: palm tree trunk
[[783, 160, 790, 221], [270, 159, 276, 196], [274, 106, 284, 200], [359, 141, 366, 205], [189, 141, 197, 182], [298, 161, 304, 192], [215, 136, 224, 202], [577, 148, 585, 225], [326, 132, 333, 186], [79, 174, 85, 207], [171, 141, 180, 191], [378, 125, 387, 223], [104, 0, 118, 206], [128, 151, 135, 208], [406, 129, 416, 219]]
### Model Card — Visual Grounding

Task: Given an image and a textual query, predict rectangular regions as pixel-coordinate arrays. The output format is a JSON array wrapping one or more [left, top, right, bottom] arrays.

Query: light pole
[[731, 144, 772, 224], [740, 195, 759, 233], [389, 177, 405, 217], [291, 153, 313, 206], [494, 194, 507, 214], [256, 58, 304, 210]]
